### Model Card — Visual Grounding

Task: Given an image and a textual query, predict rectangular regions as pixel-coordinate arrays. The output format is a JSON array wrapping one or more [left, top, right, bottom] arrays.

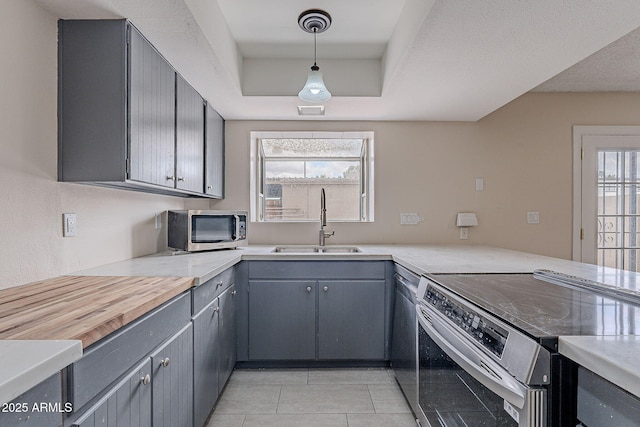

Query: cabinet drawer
[[192, 267, 235, 314], [67, 292, 190, 412], [248, 261, 385, 280]]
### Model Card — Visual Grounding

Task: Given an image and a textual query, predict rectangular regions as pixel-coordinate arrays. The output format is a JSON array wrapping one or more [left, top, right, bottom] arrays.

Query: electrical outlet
[[63, 213, 77, 237], [400, 213, 423, 225], [527, 212, 540, 224], [459, 227, 469, 240]]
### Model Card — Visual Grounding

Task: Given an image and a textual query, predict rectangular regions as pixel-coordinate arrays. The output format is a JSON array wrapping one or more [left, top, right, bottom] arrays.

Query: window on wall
[[250, 132, 374, 222]]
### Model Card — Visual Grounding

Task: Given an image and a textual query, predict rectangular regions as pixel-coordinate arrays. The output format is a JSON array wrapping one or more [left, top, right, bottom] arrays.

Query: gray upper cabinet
[[128, 25, 176, 188], [204, 103, 225, 198], [58, 19, 221, 198], [176, 75, 205, 193]]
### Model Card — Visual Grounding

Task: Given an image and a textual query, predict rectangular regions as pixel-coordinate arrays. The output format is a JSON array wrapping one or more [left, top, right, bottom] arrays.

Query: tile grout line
[[366, 383, 377, 414]]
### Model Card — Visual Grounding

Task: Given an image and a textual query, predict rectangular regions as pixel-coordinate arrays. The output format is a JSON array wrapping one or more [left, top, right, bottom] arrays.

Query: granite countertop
[[4, 244, 640, 406], [0, 340, 82, 405], [71, 244, 614, 285], [559, 336, 640, 398]]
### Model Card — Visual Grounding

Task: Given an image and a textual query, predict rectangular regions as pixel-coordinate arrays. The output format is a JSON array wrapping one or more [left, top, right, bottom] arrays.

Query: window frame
[[250, 131, 375, 223]]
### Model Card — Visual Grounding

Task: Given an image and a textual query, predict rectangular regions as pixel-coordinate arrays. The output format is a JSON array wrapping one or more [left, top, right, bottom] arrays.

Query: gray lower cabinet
[[217, 285, 237, 392], [248, 281, 316, 360], [318, 280, 386, 360], [64, 292, 191, 427], [0, 373, 63, 427], [193, 284, 236, 427], [151, 324, 193, 427], [243, 261, 391, 362], [69, 359, 152, 427]]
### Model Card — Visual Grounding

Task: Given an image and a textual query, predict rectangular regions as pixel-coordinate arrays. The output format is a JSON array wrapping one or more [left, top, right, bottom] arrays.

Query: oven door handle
[[417, 305, 527, 409]]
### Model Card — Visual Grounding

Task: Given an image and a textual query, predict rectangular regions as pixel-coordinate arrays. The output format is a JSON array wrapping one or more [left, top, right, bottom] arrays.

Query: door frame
[[572, 126, 640, 263]]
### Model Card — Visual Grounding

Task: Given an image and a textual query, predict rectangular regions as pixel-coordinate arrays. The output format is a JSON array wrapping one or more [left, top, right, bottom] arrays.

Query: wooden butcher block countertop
[[0, 275, 194, 348]]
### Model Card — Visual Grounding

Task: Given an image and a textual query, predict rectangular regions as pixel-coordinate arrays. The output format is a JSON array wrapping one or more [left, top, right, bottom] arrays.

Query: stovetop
[[427, 273, 640, 340]]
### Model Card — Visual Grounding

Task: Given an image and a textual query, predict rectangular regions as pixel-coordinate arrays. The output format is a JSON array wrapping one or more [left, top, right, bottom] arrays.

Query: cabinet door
[[318, 280, 386, 360], [70, 359, 152, 427], [218, 285, 236, 393], [248, 281, 316, 360], [150, 324, 193, 427], [128, 25, 176, 188], [204, 103, 224, 198], [193, 300, 220, 427], [176, 75, 205, 193]]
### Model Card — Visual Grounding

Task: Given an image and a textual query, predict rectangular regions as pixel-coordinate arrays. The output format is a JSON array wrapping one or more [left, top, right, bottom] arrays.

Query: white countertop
[[0, 340, 82, 405], [6, 244, 639, 406], [71, 244, 616, 286], [559, 336, 640, 398]]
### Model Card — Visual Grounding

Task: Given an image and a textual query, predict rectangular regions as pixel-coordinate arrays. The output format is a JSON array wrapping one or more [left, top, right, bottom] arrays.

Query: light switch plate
[[527, 211, 540, 224], [63, 213, 77, 237], [475, 178, 484, 191]]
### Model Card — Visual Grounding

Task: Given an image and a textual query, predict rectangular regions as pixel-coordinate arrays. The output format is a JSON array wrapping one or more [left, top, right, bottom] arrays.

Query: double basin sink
[[272, 245, 362, 254]]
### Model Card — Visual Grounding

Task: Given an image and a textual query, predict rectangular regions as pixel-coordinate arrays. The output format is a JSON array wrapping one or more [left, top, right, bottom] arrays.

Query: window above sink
[[250, 131, 375, 223]]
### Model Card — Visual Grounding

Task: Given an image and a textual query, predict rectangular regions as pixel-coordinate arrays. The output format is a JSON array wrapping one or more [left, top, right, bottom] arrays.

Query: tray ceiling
[[35, 0, 640, 120]]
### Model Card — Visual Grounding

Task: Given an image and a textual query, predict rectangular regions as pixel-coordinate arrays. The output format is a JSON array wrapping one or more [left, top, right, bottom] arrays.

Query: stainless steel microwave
[[168, 210, 247, 252]]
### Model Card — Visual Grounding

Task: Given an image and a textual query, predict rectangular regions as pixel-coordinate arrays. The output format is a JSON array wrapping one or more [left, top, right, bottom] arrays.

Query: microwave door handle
[[417, 306, 527, 409], [234, 215, 240, 241]]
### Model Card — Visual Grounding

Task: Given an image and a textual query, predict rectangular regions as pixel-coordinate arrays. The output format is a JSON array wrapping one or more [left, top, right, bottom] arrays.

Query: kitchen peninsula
[[1, 245, 639, 426]]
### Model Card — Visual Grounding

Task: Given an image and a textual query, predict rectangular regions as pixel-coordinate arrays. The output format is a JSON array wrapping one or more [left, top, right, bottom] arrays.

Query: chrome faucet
[[319, 188, 334, 246]]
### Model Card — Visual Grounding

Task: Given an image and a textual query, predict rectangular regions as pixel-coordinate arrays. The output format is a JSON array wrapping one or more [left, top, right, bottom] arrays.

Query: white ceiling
[[34, 0, 640, 121]]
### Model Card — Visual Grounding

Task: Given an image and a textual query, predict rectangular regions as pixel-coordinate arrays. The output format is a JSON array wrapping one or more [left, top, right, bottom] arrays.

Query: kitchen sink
[[271, 245, 361, 253], [319, 246, 362, 253]]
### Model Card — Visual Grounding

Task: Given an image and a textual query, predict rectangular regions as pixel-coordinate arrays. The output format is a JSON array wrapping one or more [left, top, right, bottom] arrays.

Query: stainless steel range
[[414, 271, 640, 427]]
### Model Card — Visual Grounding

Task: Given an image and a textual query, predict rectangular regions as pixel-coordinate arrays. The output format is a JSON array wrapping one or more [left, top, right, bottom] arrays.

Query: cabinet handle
[[177, 176, 185, 182], [166, 175, 175, 181], [306, 286, 312, 293], [141, 374, 151, 385], [323, 286, 329, 292], [231, 290, 237, 296], [207, 185, 213, 190], [216, 280, 223, 287], [161, 358, 170, 368], [213, 306, 220, 313]]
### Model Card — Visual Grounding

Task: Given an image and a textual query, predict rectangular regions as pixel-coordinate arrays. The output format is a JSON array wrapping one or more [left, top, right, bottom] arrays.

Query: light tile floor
[[207, 368, 418, 427]]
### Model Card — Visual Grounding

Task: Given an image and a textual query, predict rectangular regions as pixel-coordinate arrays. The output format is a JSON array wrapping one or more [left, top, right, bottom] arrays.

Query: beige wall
[[5, 0, 640, 289], [213, 93, 640, 259], [0, 1, 208, 289]]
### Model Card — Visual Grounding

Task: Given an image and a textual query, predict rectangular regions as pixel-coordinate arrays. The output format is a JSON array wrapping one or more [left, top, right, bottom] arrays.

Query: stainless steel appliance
[[415, 271, 640, 427], [391, 265, 420, 419], [168, 210, 247, 252], [417, 276, 549, 426]]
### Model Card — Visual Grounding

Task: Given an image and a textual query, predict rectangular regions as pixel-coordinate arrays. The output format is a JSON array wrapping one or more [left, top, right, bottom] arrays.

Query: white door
[[574, 127, 640, 271]]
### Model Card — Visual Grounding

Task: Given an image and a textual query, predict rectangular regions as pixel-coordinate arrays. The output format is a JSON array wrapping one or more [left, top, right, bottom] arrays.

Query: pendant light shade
[[298, 65, 331, 102], [297, 9, 332, 103]]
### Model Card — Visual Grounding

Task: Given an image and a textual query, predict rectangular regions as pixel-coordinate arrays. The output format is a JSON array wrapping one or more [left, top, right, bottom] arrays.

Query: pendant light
[[298, 9, 332, 103]]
